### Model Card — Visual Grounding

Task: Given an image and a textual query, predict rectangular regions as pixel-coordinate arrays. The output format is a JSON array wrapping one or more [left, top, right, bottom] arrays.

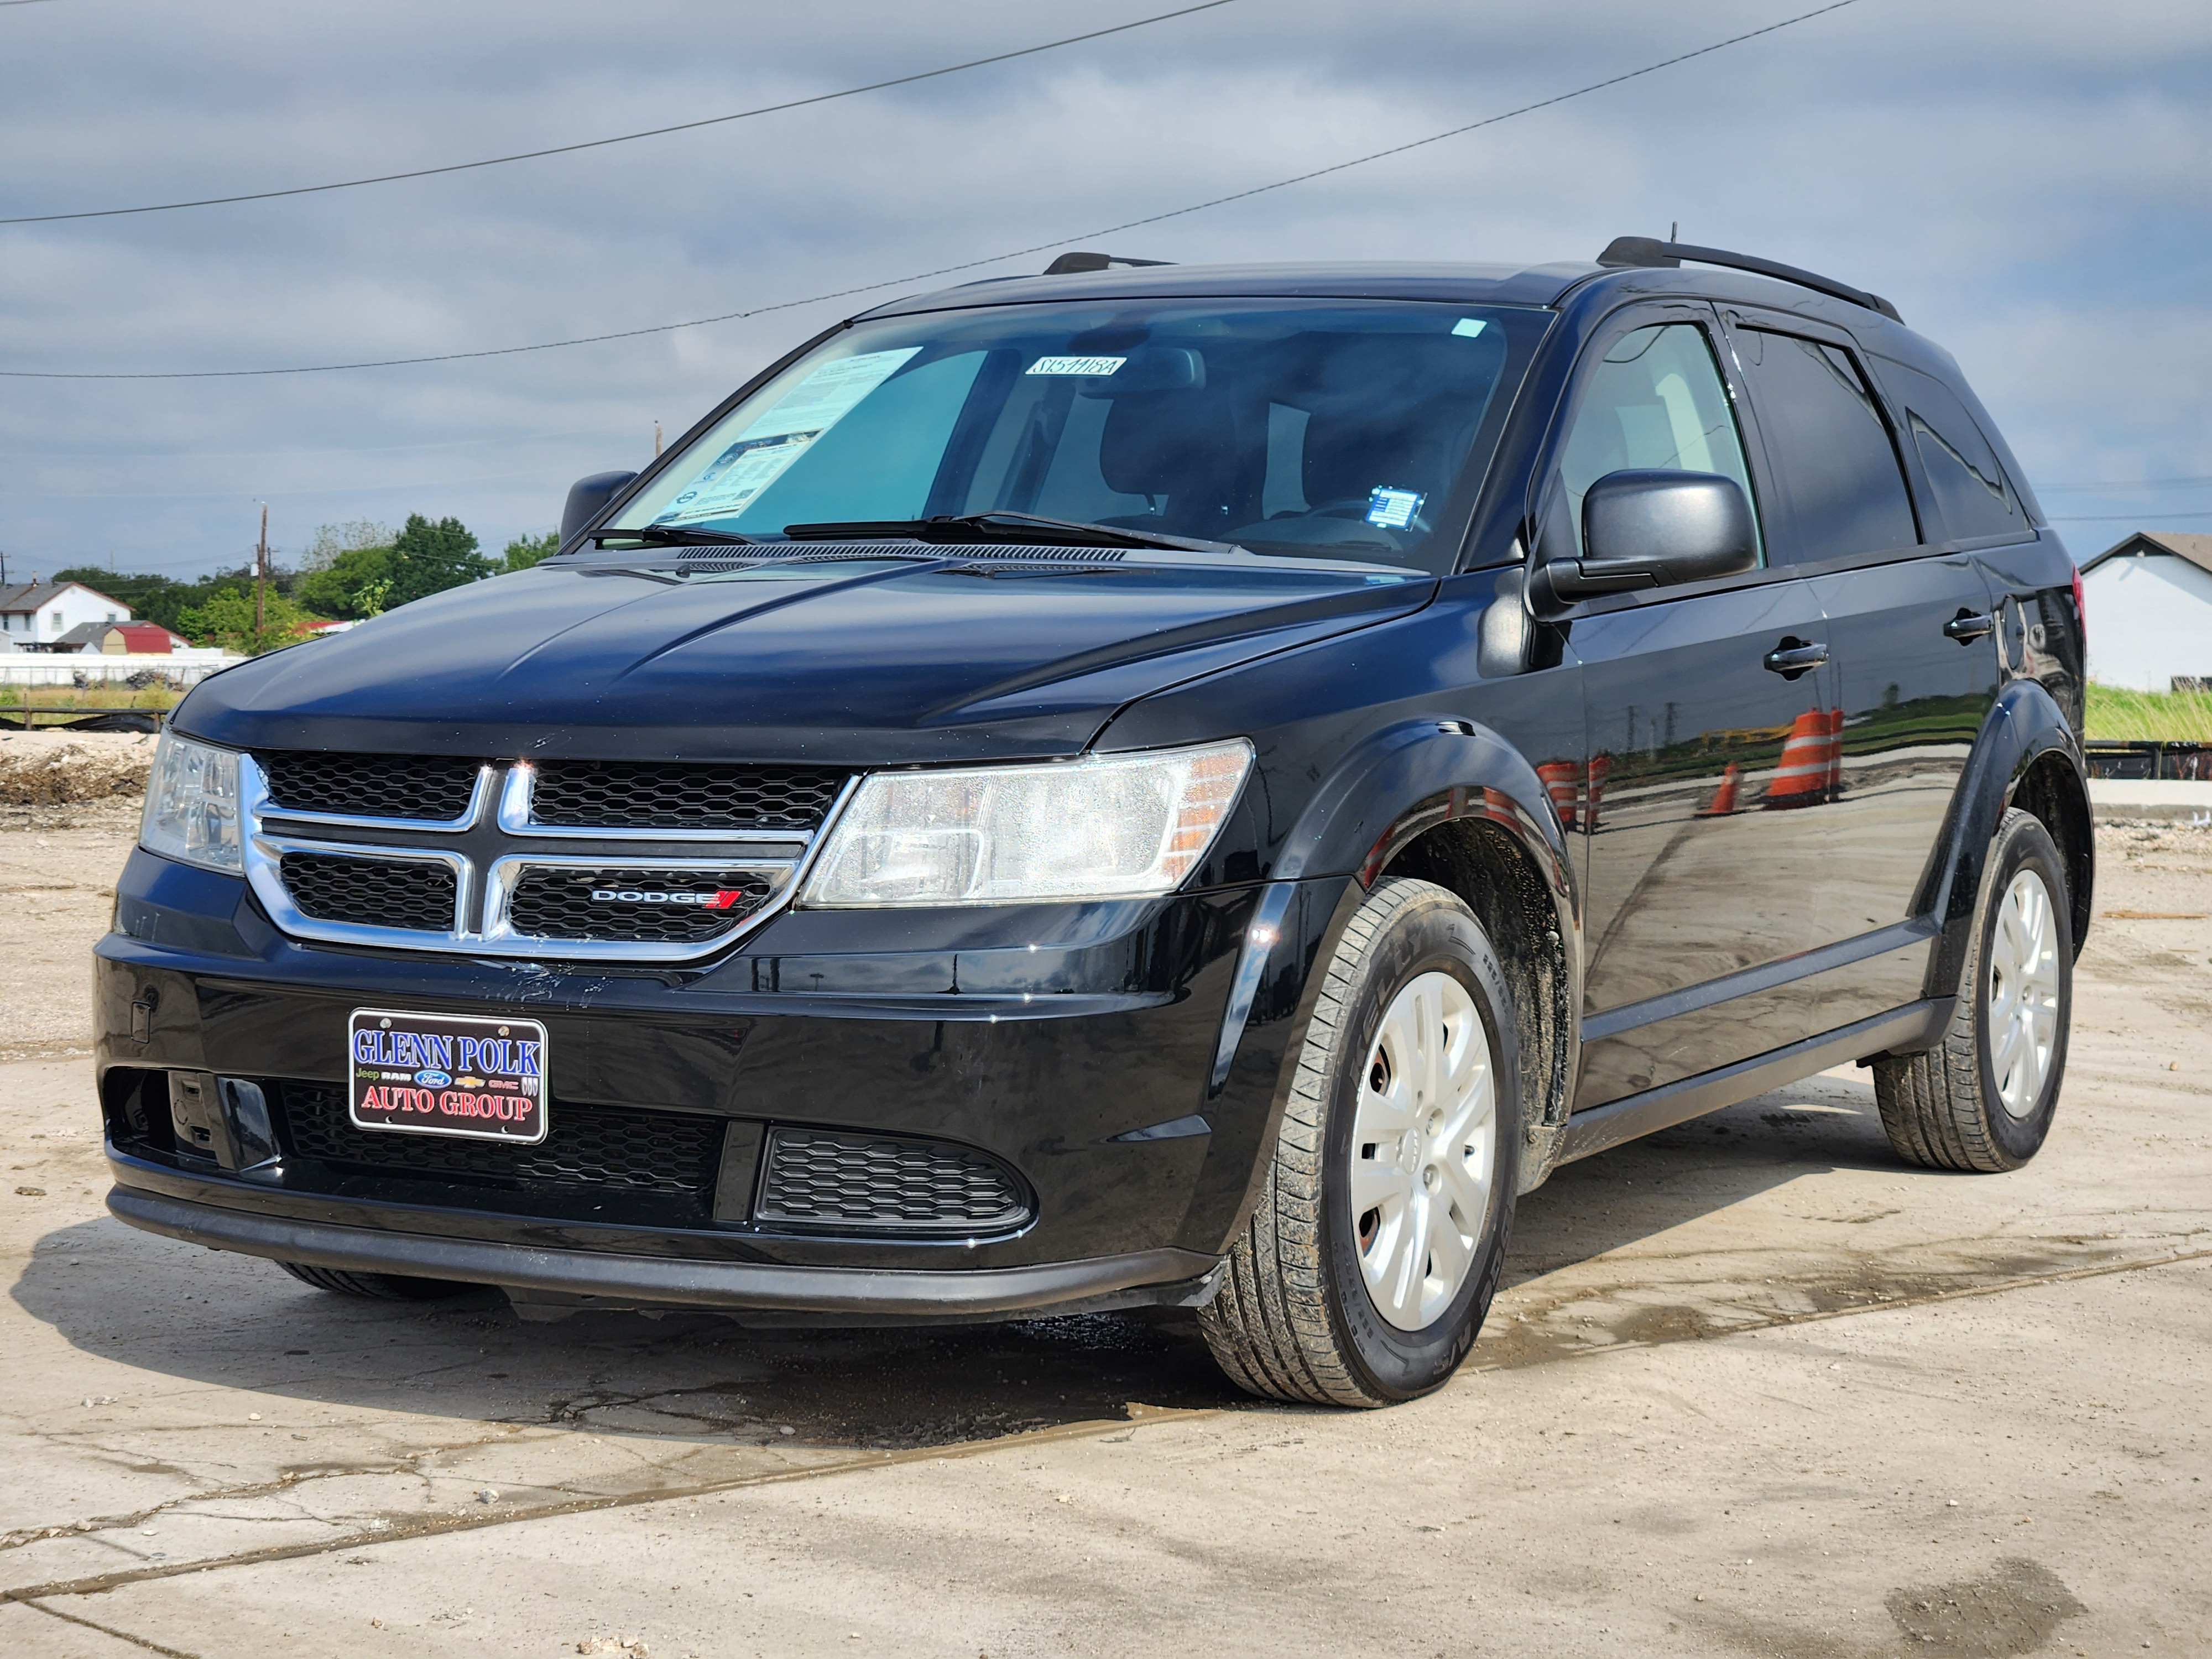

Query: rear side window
[[1880, 362, 2025, 541], [1737, 328, 1918, 562]]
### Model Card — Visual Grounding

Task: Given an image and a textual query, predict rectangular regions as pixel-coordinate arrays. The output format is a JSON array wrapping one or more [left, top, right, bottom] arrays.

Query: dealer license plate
[[348, 1008, 549, 1145]]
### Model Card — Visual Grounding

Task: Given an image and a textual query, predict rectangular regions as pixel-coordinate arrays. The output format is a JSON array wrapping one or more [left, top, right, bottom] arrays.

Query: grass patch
[[2085, 682, 2212, 742], [0, 682, 181, 726]]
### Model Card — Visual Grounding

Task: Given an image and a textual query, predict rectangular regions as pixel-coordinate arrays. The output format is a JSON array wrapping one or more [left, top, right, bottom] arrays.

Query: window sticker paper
[[1452, 318, 1489, 339], [1025, 355, 1127, 377], [1366, 487, 1425, 530], [655, 347, 922, 525]]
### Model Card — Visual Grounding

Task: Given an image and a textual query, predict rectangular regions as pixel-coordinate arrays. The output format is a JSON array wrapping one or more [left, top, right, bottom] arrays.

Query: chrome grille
[[260, 751, 482, 822], [241, 752, 845, 961], [278, 852, 456, 932], [530, 761, 844, 832], [505, 865, 777, 944], [755, 1127, 1030, 1232]]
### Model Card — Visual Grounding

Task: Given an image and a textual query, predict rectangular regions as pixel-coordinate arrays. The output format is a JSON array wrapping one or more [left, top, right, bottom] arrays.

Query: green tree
[[51, 566, 265, 634], [51, 567, 190, 629], [176, 586, 314, 655], [296, 545, 394, 619], [301, 520, 393, 572], [385, 514, 492, 608], [503, 530, 561, 572]]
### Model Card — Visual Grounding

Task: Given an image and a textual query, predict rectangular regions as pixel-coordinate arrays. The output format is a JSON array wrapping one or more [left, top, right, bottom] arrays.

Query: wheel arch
[[2007, 747, 2093, 959], [1913, 677, 2094, 1006], [1273, 719, 1583, 1192]]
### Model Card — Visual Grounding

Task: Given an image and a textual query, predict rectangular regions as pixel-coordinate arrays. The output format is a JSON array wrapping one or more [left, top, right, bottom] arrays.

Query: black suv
[[99, 240, 2090, 1406]]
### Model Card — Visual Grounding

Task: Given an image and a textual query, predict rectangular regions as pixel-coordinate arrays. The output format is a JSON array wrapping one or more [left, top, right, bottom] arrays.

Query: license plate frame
[[347, 1007, 549, 1145]]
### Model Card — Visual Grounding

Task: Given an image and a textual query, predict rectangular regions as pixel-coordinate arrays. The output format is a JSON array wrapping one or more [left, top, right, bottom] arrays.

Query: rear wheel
[[1200, 877, 1519, 1406], [1874, 809, 2072, 1172], [275, 1261, 474, 1300]]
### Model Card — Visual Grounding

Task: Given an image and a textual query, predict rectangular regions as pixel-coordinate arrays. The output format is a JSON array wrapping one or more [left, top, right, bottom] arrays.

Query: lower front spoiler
[[107, 1187, 1225, 1323]]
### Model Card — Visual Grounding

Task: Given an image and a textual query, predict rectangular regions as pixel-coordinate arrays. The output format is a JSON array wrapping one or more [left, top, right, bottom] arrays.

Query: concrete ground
[[1, 800, 2206, 1658]]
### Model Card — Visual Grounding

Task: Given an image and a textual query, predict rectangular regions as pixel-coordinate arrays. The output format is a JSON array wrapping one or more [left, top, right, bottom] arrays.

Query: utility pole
[[653, 420, 664, 458], [254, 502, 269, 635]]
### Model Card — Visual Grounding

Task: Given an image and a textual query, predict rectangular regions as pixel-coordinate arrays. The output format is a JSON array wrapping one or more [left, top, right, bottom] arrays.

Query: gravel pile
[[0, 731, 159, 805]]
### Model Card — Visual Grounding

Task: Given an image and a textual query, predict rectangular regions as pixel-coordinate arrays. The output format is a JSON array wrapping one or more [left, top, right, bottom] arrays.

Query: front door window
[[1556, 322, 1761, 560]]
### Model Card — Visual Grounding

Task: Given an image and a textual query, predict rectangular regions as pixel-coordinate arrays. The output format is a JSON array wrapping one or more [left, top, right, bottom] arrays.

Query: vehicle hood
[[178, 554, 1435, 763]]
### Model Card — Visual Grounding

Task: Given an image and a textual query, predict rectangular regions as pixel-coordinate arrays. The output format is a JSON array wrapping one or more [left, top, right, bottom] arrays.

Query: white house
[[0, 580, 134, 653], [2078, 533, 2212, 693]]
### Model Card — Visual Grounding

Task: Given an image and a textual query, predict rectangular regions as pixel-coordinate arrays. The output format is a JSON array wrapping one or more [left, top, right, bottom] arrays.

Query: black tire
[[1200, 877, 1520, 1406], [1874, 809, 2073, 1172], [275, 1261, 474, 1300]]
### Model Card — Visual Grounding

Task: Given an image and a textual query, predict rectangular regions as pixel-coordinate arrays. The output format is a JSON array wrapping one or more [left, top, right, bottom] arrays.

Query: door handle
[[1944, 609, 1995, 643], [1763, 637, 1828, 680]]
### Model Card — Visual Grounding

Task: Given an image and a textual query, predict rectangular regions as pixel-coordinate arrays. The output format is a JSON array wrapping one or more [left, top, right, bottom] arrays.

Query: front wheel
[[1200, 877, 1520, 1406], [1874, 808, 2073, 1172]]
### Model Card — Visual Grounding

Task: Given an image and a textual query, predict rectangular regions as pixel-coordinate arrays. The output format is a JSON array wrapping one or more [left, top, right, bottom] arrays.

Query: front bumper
[[107, 1184, 1221, 1319], [96, 847, 1348, 1317]]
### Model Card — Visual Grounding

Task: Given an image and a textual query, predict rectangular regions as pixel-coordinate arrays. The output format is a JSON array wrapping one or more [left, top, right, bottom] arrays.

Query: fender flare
[[1255, 718, 1583, 1192], [1912, 678, 2093, 1004], [1271, 718, 1579, 907]]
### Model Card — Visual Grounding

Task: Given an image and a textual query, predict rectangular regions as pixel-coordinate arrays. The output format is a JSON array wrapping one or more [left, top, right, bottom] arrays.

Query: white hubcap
[[1349, 971, 1496, 1332], [1986, 868, 2062, 1119]]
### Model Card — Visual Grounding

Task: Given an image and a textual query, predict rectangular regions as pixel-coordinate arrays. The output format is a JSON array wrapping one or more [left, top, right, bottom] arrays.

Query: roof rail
[[1042, 251, 1175, 275], [1595, 237, 1902, 325]]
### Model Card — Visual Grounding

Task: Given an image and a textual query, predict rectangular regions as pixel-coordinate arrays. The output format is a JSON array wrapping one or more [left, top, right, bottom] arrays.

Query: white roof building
[[2077, 532, 2212, 693], [0, 580, 135, 654]]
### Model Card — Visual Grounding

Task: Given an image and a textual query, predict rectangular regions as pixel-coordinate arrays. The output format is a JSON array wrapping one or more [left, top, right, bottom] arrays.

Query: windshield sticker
[[1452, 318, 1488, 339], [654, 347, 921, 525], [1025, 355, 1127, 377], [1366, 487, 1425, 530]]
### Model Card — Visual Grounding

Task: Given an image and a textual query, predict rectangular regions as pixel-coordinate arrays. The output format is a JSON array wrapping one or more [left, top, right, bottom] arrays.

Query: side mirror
[[560, 471, 640, 546], [1533, 469, 1759, 604]]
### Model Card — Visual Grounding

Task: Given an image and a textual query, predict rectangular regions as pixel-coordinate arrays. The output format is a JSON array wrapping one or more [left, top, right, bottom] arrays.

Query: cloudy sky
[[3, 0, 2208, 582]]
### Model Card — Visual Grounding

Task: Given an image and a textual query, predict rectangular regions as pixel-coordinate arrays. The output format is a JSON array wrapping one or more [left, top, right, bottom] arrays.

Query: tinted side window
[[1878, 361, 2025, 541], [1738, 329, 1918, 562], [1557, 322, 1761, 559]]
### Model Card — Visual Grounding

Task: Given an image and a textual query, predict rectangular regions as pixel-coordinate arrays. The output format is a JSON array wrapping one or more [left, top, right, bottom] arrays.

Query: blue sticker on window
[[1452, 318, 1488, 339], [1366, 487, 1424, 530]]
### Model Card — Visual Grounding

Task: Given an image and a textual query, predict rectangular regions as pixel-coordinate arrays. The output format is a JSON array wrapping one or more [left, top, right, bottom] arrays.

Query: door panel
[[1725, 312, 1990, 1026], [1804, 555, 2000, 1024], [1573, 578, 1834, 1108]]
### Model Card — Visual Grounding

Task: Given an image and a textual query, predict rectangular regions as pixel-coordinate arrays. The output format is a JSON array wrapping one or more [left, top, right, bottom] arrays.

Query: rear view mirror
[[1535, 469, 1759, 603], [560, 471, 640, 546]]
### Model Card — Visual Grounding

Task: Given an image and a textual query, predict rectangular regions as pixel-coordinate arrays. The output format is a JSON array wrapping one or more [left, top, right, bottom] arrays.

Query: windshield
[[606, 298, 1550, 572]]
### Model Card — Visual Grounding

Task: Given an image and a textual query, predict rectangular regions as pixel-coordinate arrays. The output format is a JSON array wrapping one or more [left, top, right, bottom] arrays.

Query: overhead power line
[[3, 0, 1865, 382], [0, 0, 1238, 226], [2041, 474, 2212, 493], [2048, 511, 2212, 524]]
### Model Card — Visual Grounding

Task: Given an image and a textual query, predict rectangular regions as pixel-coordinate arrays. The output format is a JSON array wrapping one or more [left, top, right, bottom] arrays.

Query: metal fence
[[2083, 741, 2212, 781]]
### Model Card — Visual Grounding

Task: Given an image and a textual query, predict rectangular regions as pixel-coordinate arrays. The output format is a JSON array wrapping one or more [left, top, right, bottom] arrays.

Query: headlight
[[139, 731, 242, 873], [802, 739, 1253, 907]]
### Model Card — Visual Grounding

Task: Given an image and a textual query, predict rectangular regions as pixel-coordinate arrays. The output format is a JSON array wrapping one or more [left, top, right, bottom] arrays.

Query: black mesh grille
[[757, 1128, 1029, 1231], [260, 752, 481, 821], [280, 853, 455, 931], [505, 866, 775, 943], [530, 761, 846, 832], [277, 1082, 719, 1193]]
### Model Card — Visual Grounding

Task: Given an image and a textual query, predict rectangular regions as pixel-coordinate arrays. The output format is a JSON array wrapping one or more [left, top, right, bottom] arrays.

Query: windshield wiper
[[778, 512, 1241, 556], [592, 524, 757, 547]]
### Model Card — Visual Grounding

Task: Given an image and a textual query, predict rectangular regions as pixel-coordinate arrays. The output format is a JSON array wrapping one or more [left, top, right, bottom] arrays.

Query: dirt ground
[[1, 810, 2206, 1657]]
